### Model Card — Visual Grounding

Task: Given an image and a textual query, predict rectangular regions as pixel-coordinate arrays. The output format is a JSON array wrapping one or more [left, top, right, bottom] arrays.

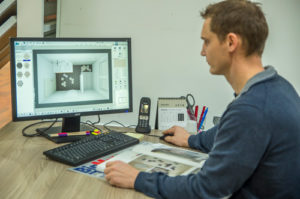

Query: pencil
[[49, 131, 91, 137]]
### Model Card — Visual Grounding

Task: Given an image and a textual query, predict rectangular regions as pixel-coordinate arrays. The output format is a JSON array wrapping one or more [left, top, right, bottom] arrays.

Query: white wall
[[37, 55, 55, 103], [17, 0, 43, 37], [18, 0, 300, 129], [259, 0, 300, 95]]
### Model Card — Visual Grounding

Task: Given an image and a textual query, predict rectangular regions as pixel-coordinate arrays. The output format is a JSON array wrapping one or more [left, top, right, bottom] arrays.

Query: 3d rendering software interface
[[14, 40, 130, 118]]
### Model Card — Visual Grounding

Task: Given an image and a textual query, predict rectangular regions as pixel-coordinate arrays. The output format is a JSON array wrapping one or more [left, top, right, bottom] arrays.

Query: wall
[[17, 0, 43, 37], [37, 55, 54, 102], [18, 0, 300, 129], [258, 0, 300, 94]]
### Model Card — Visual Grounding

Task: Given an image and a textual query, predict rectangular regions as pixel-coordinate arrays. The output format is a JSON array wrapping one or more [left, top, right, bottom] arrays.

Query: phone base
[[135, 125, 151, 134]]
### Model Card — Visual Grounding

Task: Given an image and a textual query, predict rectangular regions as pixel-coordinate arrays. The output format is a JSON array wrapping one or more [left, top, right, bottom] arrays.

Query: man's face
[[201, 18, 230, 75]]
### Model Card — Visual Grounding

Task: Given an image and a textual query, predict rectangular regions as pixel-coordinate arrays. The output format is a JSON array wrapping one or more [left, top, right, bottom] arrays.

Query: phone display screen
[[141, 104, 149, 114]]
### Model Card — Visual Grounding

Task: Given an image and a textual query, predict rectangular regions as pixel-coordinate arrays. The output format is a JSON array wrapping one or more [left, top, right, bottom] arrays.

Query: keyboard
[[43, 131, 139, 166]]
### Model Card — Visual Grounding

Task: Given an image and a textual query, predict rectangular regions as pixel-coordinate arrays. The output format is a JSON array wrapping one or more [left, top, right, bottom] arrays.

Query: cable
[[80, 121, 103, 132], [22, 119, 59, 137], [103, 121, 138, 130], [103, 121, 159, 137], [96, 120, 159, 138], [102, 121, 159, 137], [127, 125, 137, 128], [85, 114, 101, 125], [144, 134, 160, 138], [103, 120, 127, 132]]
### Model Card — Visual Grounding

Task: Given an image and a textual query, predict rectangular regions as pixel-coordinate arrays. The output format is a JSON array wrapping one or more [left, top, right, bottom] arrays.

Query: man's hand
[[104, 160, 139, 188], [162, 126, 191, 147]]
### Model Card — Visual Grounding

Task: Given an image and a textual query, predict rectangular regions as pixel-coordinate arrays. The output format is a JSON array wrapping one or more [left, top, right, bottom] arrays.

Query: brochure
[[69, 142, 208, 179]]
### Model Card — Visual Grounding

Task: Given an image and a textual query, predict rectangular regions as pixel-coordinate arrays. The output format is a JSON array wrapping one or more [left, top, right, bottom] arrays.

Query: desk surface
[[0, 121, 166, 199]]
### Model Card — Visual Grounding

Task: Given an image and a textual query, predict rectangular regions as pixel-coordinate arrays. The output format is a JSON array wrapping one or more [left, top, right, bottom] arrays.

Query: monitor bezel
[[10, 37, 133, 122]]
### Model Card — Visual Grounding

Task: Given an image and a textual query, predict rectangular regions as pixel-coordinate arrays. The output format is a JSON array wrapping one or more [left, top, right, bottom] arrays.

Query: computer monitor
[[10, 37, 132, 135]]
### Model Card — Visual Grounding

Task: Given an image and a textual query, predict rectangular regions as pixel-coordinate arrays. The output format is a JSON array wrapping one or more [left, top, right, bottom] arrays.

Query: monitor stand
[[37, 116, 95, 143]]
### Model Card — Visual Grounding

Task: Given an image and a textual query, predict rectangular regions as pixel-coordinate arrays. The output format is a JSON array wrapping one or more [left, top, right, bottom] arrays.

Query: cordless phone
[[135, 97, 151, 133]]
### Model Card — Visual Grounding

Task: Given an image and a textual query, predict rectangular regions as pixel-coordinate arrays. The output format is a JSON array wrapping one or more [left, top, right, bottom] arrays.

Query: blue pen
[[198, 107, 208, 133]]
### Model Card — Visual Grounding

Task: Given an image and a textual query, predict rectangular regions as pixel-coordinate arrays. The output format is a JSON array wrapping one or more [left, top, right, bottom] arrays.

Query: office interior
[[35, 52, 110, 105], [0, 0, 299, 198], [8, 0, 300, 130]]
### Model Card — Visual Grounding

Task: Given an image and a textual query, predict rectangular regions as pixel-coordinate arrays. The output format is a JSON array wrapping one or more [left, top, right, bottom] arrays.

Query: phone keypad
[[139, 115, 149, 127]]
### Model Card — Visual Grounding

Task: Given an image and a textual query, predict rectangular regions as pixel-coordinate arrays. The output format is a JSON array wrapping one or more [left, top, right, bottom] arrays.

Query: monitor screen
[[10, 37, 132, 134]]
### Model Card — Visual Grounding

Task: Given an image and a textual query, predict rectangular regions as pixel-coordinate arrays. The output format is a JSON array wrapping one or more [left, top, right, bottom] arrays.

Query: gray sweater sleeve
[[134, 104, 270, 199]]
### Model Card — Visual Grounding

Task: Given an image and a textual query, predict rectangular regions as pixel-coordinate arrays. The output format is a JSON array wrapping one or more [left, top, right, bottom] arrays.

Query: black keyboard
[[43, 131, 139, 166]]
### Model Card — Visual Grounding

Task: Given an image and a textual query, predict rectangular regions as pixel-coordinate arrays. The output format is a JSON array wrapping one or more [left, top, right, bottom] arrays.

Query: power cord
[[22, 118, 160, 138], [103, 120, 160, 138], [103, 120, 127, 132], [83, 118, 160, 139], [85, 114, 101, 125], [80, 121, 103, 132], [22, 118, 59, 137], [127, 125, 137, 128], [102, 121, 139, 132], [22, 116, 106, 137], [144, 134, 160, 138]]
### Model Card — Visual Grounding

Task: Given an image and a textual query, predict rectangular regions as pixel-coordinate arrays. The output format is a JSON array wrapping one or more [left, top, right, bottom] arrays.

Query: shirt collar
[[234, 66, 277, 99]]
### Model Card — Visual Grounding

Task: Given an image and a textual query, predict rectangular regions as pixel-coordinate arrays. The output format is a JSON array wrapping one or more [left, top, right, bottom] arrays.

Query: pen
[[194, 105, 199, 119], [49, 131, 92, 137], [197, 106, 206, 130], [198, 107, 208, 133]]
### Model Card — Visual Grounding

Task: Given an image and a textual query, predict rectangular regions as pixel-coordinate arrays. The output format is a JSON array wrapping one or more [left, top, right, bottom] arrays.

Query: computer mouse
[[159, 133, 173, 140]]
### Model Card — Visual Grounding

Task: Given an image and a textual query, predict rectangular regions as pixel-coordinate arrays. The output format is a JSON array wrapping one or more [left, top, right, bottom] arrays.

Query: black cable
[[22, 119, 58, 137], [144, 134, 160, 138], [101, 120, 161, 138], [80, 121, 103, 132], [103, 121, 138, 129], [127, 124, 137, 128], [85, 114, 101, 125], [103, 121, 158, 136], [103, 120, 127, 132], [22, 117, 106, 137], [94, 119, 160, 138], [104, 120, 126, 127]]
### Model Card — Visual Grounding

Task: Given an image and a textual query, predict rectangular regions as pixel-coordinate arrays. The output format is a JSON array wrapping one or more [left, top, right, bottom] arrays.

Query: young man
[[104, 0, 300, 198]]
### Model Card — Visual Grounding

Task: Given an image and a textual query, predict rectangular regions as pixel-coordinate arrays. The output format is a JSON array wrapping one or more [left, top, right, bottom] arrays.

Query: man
[[104, 0, 300, 198]]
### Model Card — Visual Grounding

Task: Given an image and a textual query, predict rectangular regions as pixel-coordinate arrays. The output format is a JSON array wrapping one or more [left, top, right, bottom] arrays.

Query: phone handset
[[135, 97, 151, 133]]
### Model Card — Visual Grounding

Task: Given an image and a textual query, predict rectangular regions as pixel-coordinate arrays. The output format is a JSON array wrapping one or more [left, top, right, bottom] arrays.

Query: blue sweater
[[134, 66, 300, 199]]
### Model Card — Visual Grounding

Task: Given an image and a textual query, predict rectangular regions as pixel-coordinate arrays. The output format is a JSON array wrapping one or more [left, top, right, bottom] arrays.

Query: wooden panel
[[0, 61, 12, 129], [0, 54, 10, 68], [0, 24, 16, 60], [0, 0, 16, 25], [0, 44, 10, 68], [0, 44, 10, 60]]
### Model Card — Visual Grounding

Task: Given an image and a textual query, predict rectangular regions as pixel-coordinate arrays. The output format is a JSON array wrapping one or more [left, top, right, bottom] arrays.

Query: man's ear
[[226, 33, 239, 53]]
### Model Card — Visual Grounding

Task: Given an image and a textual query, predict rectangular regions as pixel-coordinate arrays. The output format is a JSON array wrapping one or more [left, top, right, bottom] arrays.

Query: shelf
[[0, 0, 16, 25]]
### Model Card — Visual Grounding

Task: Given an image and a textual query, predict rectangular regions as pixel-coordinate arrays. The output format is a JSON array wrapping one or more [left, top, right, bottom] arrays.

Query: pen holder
[[185, 120, 197, 135]]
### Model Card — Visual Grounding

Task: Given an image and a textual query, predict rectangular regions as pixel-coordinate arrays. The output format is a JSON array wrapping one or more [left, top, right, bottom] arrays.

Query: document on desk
[[96, 142, 208, 177], [68, 146, 136, 180], [69, 142, 208, 180], [68, 133, 144, 179]]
